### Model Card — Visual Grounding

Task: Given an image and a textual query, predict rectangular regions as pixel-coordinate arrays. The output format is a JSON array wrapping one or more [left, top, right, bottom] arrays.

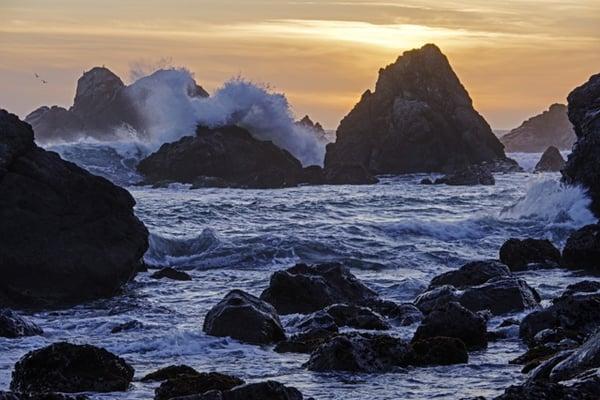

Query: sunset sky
[[1, 0, 599, 129]]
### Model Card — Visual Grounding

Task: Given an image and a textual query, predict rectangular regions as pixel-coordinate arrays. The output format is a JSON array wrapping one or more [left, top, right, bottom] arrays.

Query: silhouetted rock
[[203, 290, 286, 344], [499, 238, 561, 271], [10, 342, 134, 393], [412, 302, 488, 349], [429, 260, 511, 289], [0, 309, 43, 338], [534, 146, 566, 173], [408, 336, 468, 366], [325, 44, 513, 176], [141, 365, 200, 382], [561, 224, 600, 272], [150, 267, 192, 281], [0, 110, 148, 307], [154, 372, 243, 400], [434, 165, 495, 186], [501, 104, 575, 153], [323, 164, 379, 185], [562, 73, 600, 217]]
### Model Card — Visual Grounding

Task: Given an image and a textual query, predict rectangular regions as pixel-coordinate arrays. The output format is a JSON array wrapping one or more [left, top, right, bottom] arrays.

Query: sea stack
[[501, 104, 575, 153], [562, 73, 600, 217], [324, 44, 516, 175], [534, 146, 565, 173], [0, 109, 148, 307]]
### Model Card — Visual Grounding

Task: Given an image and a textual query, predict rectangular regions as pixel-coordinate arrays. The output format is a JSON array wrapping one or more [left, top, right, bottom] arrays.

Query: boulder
[[547, 332, 600, 382], [499, 238, 561, 271], [150, 267, 192, 281], [154, 373, 244, 400], [429, 260, 511, 289], [0, 309, 43, 338], [203, 290, 286, 344], [169, 381, 305, 400], [563, 280, 600, 296], [274, 327, 337, 354], [561, 224, 600, 272], [325, 44, 513, 175], [10, 342, 134, 393], [493, 378, 600, 400], [0, 393, 89, 400], [501, 104, 576, 153], [0, 110, 148, 307], [534, 146, 566, 173], [434, 165, 495, 186], [141, 365, 200, 382], [412, 302, 488, 349], [259, 263, 378, 315], [407, 336, 468, 366], [562, 73, 600, 217], [323, 304, 389, 330]]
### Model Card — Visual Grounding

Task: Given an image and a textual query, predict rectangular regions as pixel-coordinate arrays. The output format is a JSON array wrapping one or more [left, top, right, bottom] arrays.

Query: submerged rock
[[534, 146, 566, 173], [434, 165, 495, 186], [0, 110, 148, 307], [150, 267, 192, 281], [325, 44, 512, 175], [562, 73, 600, 217], [110, 320, 143, 334], [501, 104, 575, 153], [0, 309, 43, 338], [10, 342, 134, 393], [561, 224, 600, 273], [499, 238, 561, 271], [154, 372, 244, 400], [203, 290, 286, 344]]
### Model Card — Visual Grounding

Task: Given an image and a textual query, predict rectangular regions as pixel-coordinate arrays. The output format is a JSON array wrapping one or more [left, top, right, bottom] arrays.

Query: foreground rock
[[325, 44, 515, 176], [499, 238, 561, 271], [203, 290, 286, 344], [0, 309, 43, 338], [560, 224, 600, 273], [428, 260, 511, 289], [154, 372, 243, 400], [0, 110, 148, 307], [141, 365, 200, 382], [165, 381, 306, 400], [562, 73, 600, 217], [10, 342, 134, 393], [534, 146, 566, 173], [0, 393, 89, 400], [500, 104, 575, 153]]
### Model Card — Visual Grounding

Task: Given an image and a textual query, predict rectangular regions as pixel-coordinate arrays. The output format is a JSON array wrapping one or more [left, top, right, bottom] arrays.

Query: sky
[[1, 0, 599, 130]]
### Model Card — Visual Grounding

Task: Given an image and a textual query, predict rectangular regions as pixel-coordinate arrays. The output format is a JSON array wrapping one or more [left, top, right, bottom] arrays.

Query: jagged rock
[[0, 309, 43, 338], [142, 365, 200, 382], [10, 342, 134, 393], [434, 165, 495, 186], [407, 336, 468, 366], [561, 224, 600, 272], [534, 146, 566, 173], [500, 238, 561, 271], [429, 260, 511, 289], [203, 290, 285, 344], [150, 267, 192, 281], [154, 373, 244, 400], [296, 115, 327, 140], [546, 332, 600, 382], [325, 44, 513, 176], [562, 73, 600, 217], [0, 110, 148, 307], [501, 104, 575, 153], [412, 302, 488, 349]]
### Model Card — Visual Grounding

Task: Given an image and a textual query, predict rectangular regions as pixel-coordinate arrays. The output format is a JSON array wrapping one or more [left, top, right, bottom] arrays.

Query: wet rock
[[412, 302, 488, 349], [325, 44, 511, 175], [141, 365, 200, 382], [150, 267, 192, 281], [217, 381, 304, 400], [154, 373, 244, 400], [373, 301, 423, 326], [305, 332, 410, 372], [561, 224, 600, 273], [111, 320, 143, 334], [434, 165, 495, 186], [322, 164, 379, 185], [499, 238, 561, 271], [0, 393, 89, 400], [501, 104, 575, 153], [10, 342, 134, 393], [274, 328, 337, 354], [414, 285, 460, 314], [429, 260, 511, 289], [458, 277, 540, 315], [0, 309, 43, 338], [203, 290, 286, 345], [562, 73, 600, 217], [564, 280, 600, 296], [420, 178, 433, 185], [408, 336, 468, 366], [534, 146, 566, 173], [0, 110, 149, 307], [324, 304, 389, 330], [260, 263, 378, 315], [547, 331, 600, 382], [493, 378, 600, 400]]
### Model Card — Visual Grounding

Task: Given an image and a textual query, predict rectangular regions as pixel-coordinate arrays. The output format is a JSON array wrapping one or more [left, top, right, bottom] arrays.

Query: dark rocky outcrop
[[561, 224, 600, 272], [499, 238, 561, 271], [203, 290, 285, 344], [457, 277, 540, 315], [492, 377, 600, 400], [10, 342, 134, 393], [429, 260, 511, 289], [563, 280, 600, 296], [434, 165, 495, 186], [412, 302, 488, 349], [0, 309, 43, 338], [169, 381, 305, 400], [141, 365, 200, 382], [150, 267, 192, 281], [323, 303, 389, 330], [0, 110, 148, 307], [325, 44, 515, 176], [501, 104, 576, 153], [534, 146, 566, 173], [562, 73, 600, 217], [408, 336, 468, 366], [0, 393, 89, 400], [154, 372, 244, 400]]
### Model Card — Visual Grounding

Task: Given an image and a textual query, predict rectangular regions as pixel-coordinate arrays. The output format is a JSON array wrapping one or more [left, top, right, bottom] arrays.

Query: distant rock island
[[501, 104, 576, 153], [325, 44, 518, 175]]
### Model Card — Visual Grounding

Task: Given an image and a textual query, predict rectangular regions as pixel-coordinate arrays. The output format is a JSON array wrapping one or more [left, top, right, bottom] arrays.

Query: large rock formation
[[501, 104, 576, 152], [0, 110, 148, 307], [324, 44, 514, 175], [562, 73, 600, 217]]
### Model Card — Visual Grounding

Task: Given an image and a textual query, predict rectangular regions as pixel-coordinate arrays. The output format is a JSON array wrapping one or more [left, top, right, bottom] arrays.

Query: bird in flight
[[34, 73, 39, 78], [34, 73, 48, 85]]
